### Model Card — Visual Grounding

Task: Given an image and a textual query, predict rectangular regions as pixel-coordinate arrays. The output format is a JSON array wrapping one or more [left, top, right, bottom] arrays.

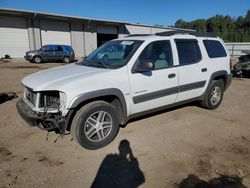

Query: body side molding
[[133, 80, 206, 104]]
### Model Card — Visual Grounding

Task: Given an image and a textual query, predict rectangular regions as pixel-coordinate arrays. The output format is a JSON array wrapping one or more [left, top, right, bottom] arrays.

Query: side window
[[175, 39, 202, 65], [203, 40, 227, 58], [56, 46, 63, 51], [44, 45, 57, 52], [64, 46, 72, 52], [138, 40, 173, 70]]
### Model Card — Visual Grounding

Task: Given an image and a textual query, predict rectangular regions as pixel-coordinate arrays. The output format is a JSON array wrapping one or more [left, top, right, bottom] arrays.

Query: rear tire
[[63, 56, 70, 63], [70, 101, 119, 150], [200, 79, 224, 109]]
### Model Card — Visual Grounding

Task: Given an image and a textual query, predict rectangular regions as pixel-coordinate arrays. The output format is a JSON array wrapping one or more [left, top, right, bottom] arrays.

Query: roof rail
[[126, 34, 153, 37], [155, 30, 217, 38]]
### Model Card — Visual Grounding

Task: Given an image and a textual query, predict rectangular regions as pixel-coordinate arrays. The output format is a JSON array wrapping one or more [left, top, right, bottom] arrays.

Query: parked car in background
[[232, 53, 250, 78], [24, 45, 75, 63]]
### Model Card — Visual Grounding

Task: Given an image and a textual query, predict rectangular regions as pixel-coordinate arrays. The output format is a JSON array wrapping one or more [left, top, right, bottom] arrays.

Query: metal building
[[0, 8, 181, 58]]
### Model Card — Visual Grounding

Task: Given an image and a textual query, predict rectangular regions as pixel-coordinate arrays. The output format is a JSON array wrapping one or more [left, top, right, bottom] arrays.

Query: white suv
[[17, 31, 232, 149]]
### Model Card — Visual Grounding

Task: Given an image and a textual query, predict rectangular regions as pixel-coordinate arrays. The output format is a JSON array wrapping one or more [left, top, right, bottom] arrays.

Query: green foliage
[[175, 10, 250, 42]]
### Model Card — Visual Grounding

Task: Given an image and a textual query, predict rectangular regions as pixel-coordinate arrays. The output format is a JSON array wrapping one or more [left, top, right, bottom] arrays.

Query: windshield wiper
[[76, 60, 92, 66], [94, 61, 109, 69], [77, 59, 109, 69]]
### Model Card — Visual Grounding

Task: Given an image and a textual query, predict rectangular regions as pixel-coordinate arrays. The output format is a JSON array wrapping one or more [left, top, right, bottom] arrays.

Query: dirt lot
[[0, 60, 249, 188]]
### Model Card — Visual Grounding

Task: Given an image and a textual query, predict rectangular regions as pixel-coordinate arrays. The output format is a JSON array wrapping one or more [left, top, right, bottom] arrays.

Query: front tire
[[200, 79, 224, 109], [70, 101, 119, 150], [33, 56, 42, 64]]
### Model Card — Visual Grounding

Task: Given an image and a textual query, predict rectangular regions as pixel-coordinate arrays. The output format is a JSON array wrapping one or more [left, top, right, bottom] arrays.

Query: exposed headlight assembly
[[39, 91, 66, 111], [28, 52, 35, 56]]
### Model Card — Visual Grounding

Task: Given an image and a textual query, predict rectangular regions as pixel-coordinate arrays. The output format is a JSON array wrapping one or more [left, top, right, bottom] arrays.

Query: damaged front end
[[16, 87, 70, 134]]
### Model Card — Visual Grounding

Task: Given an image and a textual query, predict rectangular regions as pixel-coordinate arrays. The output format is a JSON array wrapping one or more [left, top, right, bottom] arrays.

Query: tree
[[174, 9, 250, 42], [191, 19, 206, 32]]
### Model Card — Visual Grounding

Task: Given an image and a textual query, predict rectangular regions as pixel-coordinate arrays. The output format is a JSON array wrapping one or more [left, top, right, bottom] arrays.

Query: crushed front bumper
[[16, 99, 66, 133], [24, 55, 33, 61]]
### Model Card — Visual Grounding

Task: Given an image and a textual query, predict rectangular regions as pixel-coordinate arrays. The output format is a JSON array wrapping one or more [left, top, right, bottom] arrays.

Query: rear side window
[[64, 46, 73, 52], [175, 39, 202, 65], [56, 46, 63, 51], [203, 40, 227, 58]]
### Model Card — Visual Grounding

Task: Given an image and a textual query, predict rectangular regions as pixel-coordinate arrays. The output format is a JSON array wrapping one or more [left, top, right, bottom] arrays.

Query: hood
[[26, 50, 37, 53], [22, 64, 110, 91]]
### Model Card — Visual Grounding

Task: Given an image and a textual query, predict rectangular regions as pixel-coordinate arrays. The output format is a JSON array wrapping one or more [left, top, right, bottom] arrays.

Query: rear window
[[64, 46, 73, 52], [175, 39, 202, 65], [203, 40, 227, 58]]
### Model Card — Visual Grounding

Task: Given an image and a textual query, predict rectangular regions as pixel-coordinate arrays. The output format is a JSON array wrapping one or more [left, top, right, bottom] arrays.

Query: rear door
[[54, 45, 64, 60], [174, 39, 210, 102], [129, 40, 179, 114]]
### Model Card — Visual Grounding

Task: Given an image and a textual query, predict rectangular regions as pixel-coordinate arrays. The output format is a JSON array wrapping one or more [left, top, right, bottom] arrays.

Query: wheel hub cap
[[84, 111, 113, 142], [210, 86, 221, 105]]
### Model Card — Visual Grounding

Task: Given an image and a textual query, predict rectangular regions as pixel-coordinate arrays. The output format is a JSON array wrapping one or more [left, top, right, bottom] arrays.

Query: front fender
[[69, 88, 127, 118]]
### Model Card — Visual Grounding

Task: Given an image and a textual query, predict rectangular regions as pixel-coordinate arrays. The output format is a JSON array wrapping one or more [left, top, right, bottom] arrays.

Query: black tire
[[63, 56, 70, 63], [33, 56, 42, 64], [200, 79, 224, 109], [70, 101, 119, 150]]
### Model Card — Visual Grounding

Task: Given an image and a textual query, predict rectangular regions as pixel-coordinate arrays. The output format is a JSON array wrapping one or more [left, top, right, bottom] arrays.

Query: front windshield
[[78, 40, 143, 69]]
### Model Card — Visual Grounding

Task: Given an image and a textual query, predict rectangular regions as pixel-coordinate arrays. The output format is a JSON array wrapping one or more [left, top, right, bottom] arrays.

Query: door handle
[[168, 73, 176, 78], [201, 68, 207, 72]]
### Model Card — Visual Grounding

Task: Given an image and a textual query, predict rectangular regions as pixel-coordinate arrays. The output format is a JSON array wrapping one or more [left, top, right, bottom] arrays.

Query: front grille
[[25, 88, 37, 106]]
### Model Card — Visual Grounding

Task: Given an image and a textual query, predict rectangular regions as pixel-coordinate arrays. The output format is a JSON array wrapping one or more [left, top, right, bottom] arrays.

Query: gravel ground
[[0, 60, 249, 188]]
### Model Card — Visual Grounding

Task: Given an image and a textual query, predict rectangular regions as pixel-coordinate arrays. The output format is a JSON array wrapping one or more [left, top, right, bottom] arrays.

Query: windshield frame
[[77, 40, 144, 69]]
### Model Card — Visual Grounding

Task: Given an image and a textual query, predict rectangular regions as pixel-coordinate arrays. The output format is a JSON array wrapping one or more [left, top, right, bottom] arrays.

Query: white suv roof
[[122, 31, 219, 41]]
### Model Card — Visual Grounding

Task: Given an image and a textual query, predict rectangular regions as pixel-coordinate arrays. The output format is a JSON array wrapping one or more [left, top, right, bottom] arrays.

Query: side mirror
[[134, 61, 154, 73]]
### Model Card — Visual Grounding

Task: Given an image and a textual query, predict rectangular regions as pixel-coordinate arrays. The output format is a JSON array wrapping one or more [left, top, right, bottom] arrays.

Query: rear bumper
[[16, 99, 63, 132], [225, 73, 233, 91]]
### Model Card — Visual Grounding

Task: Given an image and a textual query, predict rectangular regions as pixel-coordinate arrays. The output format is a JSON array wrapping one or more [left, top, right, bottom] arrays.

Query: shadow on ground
[[180, 174, 247, 188], [91, 140, 145, 188]]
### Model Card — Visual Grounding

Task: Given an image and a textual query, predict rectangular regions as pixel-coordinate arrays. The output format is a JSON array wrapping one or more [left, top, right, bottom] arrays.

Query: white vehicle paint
[[17, 31, 232, 149]]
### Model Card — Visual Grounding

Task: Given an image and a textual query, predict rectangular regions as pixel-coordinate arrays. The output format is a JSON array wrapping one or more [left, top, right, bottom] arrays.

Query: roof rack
[[155, 30, 217, 38], [126, 34, 153, 37]]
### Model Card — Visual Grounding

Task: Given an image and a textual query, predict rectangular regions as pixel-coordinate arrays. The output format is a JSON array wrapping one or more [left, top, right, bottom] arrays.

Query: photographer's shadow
[[91, 140, 145, 188]]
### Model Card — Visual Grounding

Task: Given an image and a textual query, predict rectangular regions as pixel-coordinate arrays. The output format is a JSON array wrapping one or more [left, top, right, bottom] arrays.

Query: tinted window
[[64, 46, 73, 52], [56, 46, 63, 51], [44, 45, 57, 52], [176, 39, 202, 65], [138, 40, 173, 70], [203, 40, 227, 58]]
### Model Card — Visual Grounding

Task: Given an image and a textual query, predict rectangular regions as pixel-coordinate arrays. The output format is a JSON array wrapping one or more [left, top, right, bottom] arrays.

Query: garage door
[[0, 16, 29, 58], [40, 20, 71, 45]]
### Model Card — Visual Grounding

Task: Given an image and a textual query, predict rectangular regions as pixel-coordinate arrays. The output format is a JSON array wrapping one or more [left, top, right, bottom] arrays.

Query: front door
[[129, 40, 179, 114], [42, 45, 56, 61]]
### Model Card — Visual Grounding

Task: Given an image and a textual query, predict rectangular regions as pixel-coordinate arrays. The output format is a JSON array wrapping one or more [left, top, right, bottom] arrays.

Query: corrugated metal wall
[[225, 43, 250, 57]]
